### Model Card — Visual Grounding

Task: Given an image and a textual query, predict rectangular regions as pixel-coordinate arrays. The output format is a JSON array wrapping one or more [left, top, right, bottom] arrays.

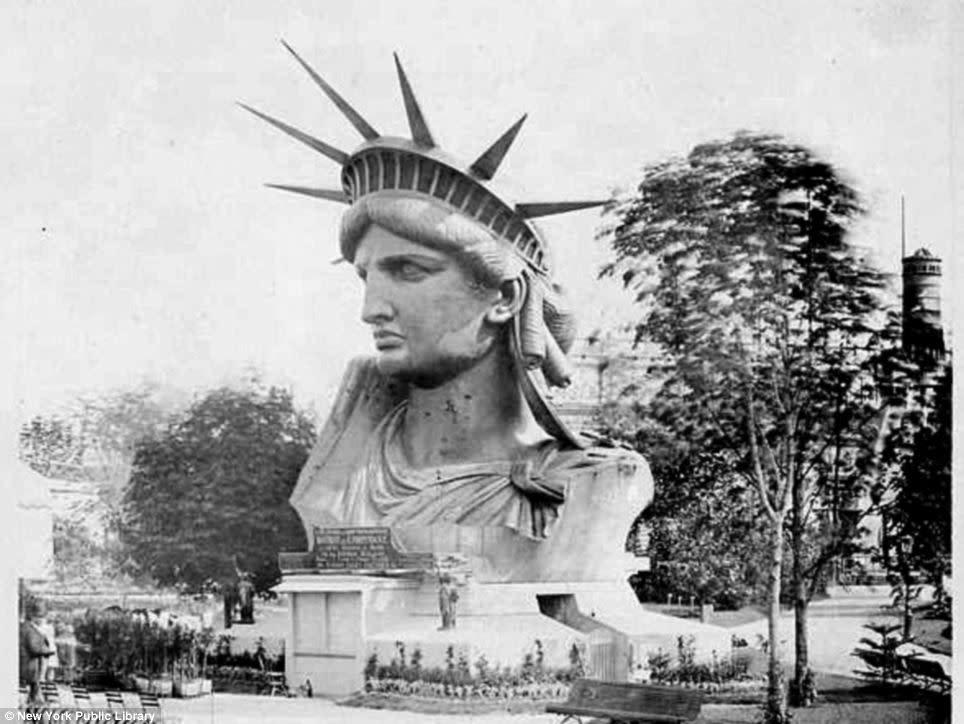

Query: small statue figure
[[437, 574, 459, 630], [222, 554, 248, 628], [238, 573, 255, 624]]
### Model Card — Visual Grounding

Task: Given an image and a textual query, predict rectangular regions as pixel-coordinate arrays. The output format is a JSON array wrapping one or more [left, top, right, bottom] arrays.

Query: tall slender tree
[[600, 132, 891, 718]]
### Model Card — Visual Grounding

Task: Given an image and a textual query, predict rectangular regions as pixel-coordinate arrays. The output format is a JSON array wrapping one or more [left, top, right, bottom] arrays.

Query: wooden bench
[[857, 650, 951, 693], [547, 679, 703, 724], [72, 685, 92, 708], [855, 649, 906, 681], [23, 689, 165, 723], [902, 656, 951, 694], [264, 671, 289, 696]]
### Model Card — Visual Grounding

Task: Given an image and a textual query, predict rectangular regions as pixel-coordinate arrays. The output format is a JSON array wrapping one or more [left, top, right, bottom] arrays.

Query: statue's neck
[[397, 345, 547, 469]]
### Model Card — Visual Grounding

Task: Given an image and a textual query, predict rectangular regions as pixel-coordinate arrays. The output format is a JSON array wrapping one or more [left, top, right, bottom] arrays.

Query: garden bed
[[340, 691, 558, 715], [353, 680, 767, 709], [351, 637, 768, 714], [209, 668, 282, 696]]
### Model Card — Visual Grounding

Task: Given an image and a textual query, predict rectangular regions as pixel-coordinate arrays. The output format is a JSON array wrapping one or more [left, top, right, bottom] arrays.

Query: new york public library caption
[[4, 711, 156, 722]]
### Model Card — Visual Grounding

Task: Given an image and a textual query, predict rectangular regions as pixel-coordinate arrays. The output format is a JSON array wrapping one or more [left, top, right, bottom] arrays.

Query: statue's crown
[[241, 42, 605, 277]]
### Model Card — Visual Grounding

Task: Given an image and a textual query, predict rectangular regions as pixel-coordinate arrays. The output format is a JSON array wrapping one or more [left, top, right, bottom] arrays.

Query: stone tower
[[902, 248, 945, 364]]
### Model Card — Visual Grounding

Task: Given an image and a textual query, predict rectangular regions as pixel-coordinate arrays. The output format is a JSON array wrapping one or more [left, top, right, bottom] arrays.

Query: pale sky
[[2, 0, 960, 422]]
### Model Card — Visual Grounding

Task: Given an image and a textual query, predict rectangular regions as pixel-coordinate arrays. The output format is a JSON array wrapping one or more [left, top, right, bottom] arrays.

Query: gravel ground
[[162, 694, 943, 724]]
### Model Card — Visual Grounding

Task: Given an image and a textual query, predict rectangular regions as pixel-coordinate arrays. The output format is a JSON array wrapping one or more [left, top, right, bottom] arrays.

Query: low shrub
[[364, 640, 585, 699], [647, 636, 755, 687]]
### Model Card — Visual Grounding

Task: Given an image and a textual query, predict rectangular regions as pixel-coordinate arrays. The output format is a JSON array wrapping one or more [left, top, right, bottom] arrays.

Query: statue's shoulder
[[290, 358, 406, 514], [319, 356, 406, 433], [546, 433, 649, 474], [541, 434, 653, 512]]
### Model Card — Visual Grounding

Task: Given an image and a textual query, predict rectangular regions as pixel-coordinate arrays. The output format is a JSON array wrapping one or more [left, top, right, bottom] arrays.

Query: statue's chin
[[376, 361, 455, 390], [375, 352, 485, 390]]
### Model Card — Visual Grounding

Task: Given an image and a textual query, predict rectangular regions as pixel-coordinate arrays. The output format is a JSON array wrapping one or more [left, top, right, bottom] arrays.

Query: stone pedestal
[[276, 573, 733, 696], [274, 575, 420, 696]]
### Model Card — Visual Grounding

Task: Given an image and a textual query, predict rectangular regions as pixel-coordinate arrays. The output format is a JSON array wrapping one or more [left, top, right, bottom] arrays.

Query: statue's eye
[[397, 262, 428, 280], [385, 259, 431, 282]]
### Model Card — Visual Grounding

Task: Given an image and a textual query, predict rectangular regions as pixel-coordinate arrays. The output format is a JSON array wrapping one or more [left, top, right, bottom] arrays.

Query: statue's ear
[[486, 277, 525, 324]]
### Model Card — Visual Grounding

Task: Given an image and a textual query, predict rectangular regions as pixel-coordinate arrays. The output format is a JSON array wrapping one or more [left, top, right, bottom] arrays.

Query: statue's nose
[[361, 277, 393, 323]]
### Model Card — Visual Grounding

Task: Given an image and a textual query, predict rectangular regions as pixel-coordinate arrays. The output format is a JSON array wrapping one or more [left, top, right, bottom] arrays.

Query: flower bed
[[340, 691, 559, 715], [642, 635, 766, 702], [366, 676, 571, 700], [363, 640, 584, 702], [351, 637, 769, 712]]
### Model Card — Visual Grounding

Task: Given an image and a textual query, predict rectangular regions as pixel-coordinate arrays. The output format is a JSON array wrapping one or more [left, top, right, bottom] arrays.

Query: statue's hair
[[340, 194, 522, 289], [340, 193, 577, 354]]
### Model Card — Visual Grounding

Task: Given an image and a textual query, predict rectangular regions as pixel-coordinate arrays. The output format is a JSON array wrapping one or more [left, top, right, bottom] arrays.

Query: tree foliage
[[20, 415, 85, 480], [600, 408, 771, 609], [20, 386, 176, 583], [643, 451, 770, 609], [20, 386, 173, 484], [599, 131, 890, 715], [601, 133, 888, 511], [879, 361, 951, 590], [122, 384, 314, 592]]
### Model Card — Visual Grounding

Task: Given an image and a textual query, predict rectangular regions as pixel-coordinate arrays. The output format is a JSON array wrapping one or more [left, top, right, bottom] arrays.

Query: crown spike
[[265, 184, 351, 203], [393, 53, 435, 148], [516, 201, 607, 219], [280, 40, 379, 141], [470, 114, 527, 180], [238, 103, 349, 164]]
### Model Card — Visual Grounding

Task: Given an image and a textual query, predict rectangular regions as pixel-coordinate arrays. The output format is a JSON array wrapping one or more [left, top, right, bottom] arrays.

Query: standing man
[[37, 613, 59, 682], [20, 600, 54, 704], [55, 622, 79, 685]]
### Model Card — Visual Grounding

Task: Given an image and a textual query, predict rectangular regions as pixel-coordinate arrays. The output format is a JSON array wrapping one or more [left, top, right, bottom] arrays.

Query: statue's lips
[[373, 331, 404, 350]]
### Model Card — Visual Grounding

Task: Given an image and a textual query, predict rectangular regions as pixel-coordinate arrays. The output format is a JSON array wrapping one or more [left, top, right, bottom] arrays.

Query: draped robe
[[290, 358, 653, 582]]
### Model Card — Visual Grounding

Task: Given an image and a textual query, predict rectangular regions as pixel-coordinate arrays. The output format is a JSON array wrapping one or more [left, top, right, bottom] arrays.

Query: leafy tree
[[20, 415, 86, 480], [20, 385, 176, 580], [878, 361, 951, 638], [122, 383, 314, 592], [599, 131, 891, 718], [643, 460, 770, 609], [604, 410, 770, 609], [20, 386, 173, 484], [50, 516, 104, 585], [76, 387, 176, 553]]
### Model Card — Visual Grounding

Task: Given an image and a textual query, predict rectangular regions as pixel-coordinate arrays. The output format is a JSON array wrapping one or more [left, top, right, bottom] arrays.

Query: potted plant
[[198, 628, 215, 695], [131, 619, 151, 693], [150, 624, 174, 697], [174, 627, 204, 697]]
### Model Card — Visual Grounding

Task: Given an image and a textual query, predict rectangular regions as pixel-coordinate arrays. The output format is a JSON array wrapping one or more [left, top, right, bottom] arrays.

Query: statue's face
[[354, 225, 503, 386]]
